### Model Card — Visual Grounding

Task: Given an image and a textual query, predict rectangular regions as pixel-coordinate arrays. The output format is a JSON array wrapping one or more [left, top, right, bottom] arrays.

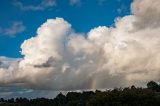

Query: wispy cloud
[[97, 0, 106, 5], [0, 56, 21, 69], [117, 4, 128, 14], [0, 21, 26, 37], [69, 0, 81, 6], [13, 0, 56, 11]]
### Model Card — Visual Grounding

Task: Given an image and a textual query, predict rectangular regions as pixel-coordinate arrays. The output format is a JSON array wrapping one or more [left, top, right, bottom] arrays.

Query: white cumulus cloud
[[0, 0, 160, 90]]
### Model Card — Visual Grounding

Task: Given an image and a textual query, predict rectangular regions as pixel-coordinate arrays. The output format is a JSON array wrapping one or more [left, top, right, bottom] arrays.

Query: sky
[[1, 0, 160, 99], [0, 0, 131, 58]]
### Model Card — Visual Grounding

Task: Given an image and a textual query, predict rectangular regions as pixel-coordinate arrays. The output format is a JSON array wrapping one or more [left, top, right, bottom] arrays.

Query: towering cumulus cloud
[[0, 0, 160, 90]]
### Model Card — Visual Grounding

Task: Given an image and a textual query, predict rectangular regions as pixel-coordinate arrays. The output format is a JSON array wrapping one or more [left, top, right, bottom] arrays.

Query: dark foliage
[[0, 81, 160, 106], [147, 81, 160, 92]]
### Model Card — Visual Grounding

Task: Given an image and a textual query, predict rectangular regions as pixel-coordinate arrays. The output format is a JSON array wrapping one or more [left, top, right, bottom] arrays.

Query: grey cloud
[[131, 0, 160, 29], [0, 86, 59, 99], [34, 57, 55, 68]]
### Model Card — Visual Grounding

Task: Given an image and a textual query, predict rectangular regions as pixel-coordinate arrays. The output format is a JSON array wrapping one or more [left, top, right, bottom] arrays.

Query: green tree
[[147, 81, 160, 91]]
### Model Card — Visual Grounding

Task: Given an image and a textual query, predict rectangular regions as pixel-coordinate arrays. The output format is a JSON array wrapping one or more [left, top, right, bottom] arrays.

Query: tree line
[[0, 81, 160, 106]]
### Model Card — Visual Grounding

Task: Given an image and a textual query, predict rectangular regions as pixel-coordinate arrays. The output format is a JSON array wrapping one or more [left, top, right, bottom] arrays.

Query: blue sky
[[0, 0, 132, 58]]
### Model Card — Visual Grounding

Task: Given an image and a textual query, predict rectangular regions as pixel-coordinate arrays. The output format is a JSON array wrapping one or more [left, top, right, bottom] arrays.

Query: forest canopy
[[0, 81, 160, 106]]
